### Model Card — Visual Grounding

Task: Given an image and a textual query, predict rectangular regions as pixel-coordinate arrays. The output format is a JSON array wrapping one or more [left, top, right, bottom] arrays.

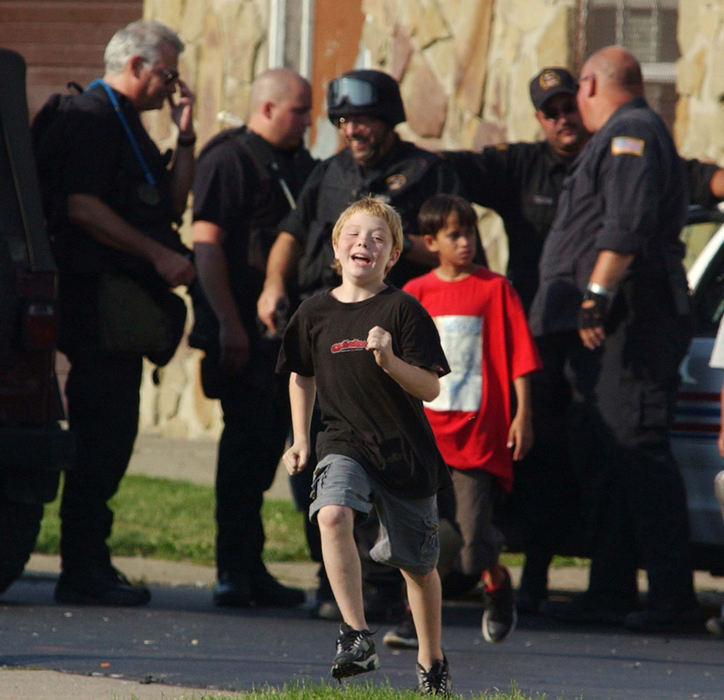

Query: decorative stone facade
[[676, 0, 724, 163], [140, 0, 723, 439], [139, 0, 272, 438]]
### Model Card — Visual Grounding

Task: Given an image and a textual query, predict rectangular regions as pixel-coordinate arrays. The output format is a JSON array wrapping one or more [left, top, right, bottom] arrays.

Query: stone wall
[[360, 0, 575, 286], [139, 0, 271, 439], [139, 0, 722, 440], [676, 0, 724, 163], [139, 0, 575, 439]]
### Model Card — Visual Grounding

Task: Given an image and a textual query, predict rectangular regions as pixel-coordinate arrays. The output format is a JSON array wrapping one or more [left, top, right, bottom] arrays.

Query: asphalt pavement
[[2, 434, 724, 699]]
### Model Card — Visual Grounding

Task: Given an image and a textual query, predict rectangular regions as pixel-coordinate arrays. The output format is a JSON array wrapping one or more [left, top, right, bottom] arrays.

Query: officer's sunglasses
[[328, 77, 376, 109], [155, 67, 180, 85], [541, 100, 578, 121]]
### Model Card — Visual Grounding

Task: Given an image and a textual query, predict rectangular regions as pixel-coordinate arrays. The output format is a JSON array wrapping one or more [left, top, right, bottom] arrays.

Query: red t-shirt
[[403, 267, 542, 490]]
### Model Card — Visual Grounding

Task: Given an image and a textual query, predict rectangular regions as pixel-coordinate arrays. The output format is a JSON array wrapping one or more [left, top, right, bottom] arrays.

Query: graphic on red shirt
[[403, 268, 541, 490]]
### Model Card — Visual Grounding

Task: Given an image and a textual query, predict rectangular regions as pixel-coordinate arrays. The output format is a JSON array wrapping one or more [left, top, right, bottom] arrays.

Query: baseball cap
[[529, 67, 577, 110]]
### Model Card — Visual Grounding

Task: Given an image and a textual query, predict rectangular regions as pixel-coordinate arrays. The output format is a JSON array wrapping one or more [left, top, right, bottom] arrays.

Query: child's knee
[[316, 504, 353, 531]]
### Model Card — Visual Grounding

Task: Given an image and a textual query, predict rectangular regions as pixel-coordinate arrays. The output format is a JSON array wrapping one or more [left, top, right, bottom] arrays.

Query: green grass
[[35, 474, 309, 566], [35, 473, 587, 572], [125, 679, 551, 699]]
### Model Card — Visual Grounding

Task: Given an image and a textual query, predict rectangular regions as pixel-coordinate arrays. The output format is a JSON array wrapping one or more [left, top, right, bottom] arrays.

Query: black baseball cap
[[529, 67, 577, 110]]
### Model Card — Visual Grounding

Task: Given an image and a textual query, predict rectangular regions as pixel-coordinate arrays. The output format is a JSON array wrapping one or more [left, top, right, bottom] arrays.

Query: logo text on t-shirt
[[331, 338, 368, 353]]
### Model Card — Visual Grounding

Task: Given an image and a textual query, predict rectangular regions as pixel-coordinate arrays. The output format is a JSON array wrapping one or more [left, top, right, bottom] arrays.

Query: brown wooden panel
[[3, 44, 105, 68], [310, 0, 364, 149], [0, 2, 141, 23], [1, 0, 143, 119], [0, 22, 122, 45]]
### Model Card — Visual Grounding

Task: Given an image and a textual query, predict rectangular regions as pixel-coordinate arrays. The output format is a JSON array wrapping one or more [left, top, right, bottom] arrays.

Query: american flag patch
[[611, 136, 645, 156]]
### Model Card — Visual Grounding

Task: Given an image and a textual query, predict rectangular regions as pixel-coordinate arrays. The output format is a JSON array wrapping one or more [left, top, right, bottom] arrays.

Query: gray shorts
[[309, 453, 439, 575]]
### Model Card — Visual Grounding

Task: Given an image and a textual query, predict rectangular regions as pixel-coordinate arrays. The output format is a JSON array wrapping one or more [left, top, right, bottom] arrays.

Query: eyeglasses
[[328, 77, 376, 109], [541, 100, 578, 121], [156, 67, 179, 85]]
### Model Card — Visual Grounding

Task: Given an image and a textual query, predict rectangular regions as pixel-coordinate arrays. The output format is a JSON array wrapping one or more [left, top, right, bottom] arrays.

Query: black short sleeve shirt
[[35, 84, 179, 275], [530, 97, 688, 336], [277, 287, 451, 498]]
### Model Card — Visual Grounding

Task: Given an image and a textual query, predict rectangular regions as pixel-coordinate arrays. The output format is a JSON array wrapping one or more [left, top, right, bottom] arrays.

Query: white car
[[673, 205, 724, 573]]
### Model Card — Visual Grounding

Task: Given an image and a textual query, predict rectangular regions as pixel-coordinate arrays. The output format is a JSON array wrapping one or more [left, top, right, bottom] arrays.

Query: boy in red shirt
[[403, 194, 541, 643]]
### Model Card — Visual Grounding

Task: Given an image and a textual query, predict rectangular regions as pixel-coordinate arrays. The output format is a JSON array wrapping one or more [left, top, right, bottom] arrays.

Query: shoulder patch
[[611, 136, 645, 156], [385, 173, 407, 191], [494, 143, 509, 151]]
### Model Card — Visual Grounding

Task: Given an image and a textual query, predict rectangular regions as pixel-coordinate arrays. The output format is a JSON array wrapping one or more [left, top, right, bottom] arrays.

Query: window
[[580, 0, 679, 130]]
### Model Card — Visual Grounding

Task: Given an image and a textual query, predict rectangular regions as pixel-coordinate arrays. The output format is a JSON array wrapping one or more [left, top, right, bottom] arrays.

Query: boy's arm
[[283, 372, 316, 475], [366, 326, 440, 402], [508, 374, 534, 462]]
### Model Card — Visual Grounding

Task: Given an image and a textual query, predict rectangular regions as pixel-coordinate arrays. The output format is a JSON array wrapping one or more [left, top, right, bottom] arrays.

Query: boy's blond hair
[[330, 196, 404, 274]]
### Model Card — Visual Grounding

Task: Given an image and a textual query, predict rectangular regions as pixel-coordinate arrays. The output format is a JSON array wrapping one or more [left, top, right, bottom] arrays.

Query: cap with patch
[[529, 67, 577, 110]]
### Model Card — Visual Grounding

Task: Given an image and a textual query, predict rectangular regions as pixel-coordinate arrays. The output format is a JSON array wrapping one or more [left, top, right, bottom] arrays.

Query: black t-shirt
[[192, 127, 316, 331], [444, 142, 576, 312], [278, 138, 461, 294], [34, 84, 181, 277], [277, 286, 451, 498]]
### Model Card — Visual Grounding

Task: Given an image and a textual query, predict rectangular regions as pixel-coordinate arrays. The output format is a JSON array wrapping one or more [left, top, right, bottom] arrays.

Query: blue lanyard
[[87, 79, 156, 186]]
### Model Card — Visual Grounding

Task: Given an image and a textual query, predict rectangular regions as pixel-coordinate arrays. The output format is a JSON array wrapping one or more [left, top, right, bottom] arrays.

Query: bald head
[[577, 46, 644, 132], [247, 68, 312, 149], [586, 46, 643, 96], [249, 68, 307, 113]]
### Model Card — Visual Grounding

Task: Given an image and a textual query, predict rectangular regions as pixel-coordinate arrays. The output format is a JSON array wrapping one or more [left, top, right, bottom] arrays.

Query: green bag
[[96, 273, 187, 366]]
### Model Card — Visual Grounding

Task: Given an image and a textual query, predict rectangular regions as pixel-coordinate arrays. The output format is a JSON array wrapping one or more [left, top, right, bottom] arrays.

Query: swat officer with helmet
[[258, 68, 460, 321], [258, 68, 461, 620]]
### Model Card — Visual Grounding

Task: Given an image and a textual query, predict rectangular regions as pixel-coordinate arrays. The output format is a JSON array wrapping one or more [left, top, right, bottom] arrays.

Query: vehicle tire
[[0, 496, 43, 594]]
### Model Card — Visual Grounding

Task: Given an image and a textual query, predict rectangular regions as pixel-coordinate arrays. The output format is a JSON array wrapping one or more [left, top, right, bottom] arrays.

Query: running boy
[[403, 194, 542, 643], [277, 197, 452, 694]]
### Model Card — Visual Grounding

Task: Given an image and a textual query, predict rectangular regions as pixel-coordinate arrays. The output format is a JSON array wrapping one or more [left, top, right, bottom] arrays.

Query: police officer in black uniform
[[445, 68, 588, 313], [33, 20, 196, 606], [258, 68, 461, 620], [191, 68, 316, 608], [530, 46, 701, 633]]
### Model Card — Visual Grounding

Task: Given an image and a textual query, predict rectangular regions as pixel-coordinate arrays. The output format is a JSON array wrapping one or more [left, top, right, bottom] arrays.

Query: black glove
[[578, 289, 608, 330]]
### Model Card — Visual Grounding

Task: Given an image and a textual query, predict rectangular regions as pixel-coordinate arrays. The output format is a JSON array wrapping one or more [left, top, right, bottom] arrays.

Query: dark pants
[[506, 332, 587, 596], [568, 306, 697, 611], [214, 354, 289, 577], [60, 352, 143, 572]]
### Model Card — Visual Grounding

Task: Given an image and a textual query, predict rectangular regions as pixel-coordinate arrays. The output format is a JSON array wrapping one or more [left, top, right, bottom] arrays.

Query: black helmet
[[327, 69, 406, 127]]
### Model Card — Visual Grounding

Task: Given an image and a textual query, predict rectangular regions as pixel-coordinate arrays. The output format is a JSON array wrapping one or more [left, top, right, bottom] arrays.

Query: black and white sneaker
[[482, 565, 517, 643], [331, 623, 380, 679], [416, 655, 452, 695], [383, 606, 418, 649]]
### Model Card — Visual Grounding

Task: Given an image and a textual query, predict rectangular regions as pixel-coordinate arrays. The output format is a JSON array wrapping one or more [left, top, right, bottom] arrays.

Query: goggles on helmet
[[328, 76, 377, 109]]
